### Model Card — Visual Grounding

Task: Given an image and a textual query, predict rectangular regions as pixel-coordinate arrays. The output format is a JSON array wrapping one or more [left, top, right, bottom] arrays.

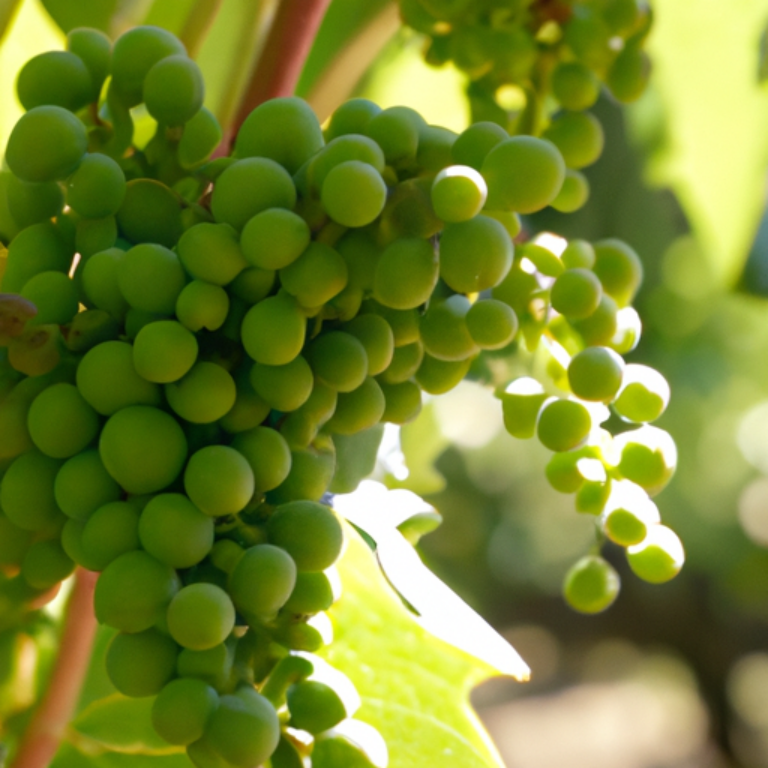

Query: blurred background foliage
[[1, 0, 768, 765]]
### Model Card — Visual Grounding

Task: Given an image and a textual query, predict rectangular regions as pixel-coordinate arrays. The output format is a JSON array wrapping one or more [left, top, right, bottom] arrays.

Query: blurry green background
[[3, 0, 768, 765]]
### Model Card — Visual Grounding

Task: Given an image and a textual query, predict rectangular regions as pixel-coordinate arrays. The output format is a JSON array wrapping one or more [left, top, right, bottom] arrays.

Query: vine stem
[[11, 569, 99, 768], [231, 0, 333, 143]]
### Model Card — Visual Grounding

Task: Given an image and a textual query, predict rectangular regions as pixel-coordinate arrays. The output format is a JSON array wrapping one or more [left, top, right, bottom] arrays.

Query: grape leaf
[[322, 514, 528, 768], [644, 0, 768, 287], [51, 742, 192, 768]]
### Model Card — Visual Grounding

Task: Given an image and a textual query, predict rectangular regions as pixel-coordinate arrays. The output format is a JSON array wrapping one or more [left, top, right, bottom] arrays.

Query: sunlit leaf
[[40, 0, 118, 33], [52, 742, 193, 768]]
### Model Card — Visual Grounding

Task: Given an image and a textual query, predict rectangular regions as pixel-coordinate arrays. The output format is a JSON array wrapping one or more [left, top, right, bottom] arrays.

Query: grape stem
[[10, 569, 99, 768], [231, 0, 332, 143]]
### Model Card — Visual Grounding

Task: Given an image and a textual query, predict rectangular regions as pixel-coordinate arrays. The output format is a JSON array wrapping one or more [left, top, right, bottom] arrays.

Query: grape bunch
[[398, 0, 652, 213], [0, 20, 676, 766]]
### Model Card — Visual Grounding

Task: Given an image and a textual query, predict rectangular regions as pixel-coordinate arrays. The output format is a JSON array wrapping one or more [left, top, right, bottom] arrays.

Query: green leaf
[[52, 742, 193, 768], [322, 520, 527, 768], [40, 0, 119, 33], [643, 0, 768, 287]]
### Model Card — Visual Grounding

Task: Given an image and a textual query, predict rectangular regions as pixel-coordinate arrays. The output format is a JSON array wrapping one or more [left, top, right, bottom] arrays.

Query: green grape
[[561, 239, 596, 270], [373, 238, 438, 310], [325, 98, 381, 140], [543, 112, 604, 169], [165, 362, 237, 423], [228, 544, 297, 618], [571, 293, 619, 345], [225, 267, 276, 306], [613, 364, 670, 423], [550, 268, 603, 320], [241, 292, 306, 366], [7, 323, 63, 376], [67, 27, 111, 102], [440, 215, 514, 293], [203, 687, 280, 768], [550, 169, 590, 213], [118, 243, 186, 314], [380, 379, 422, 424], [240, 209, 310, 271], [178, 107, 222, 169], [177, 222, 247, 286], [282, 571, 335, 615], [343, 314, 394, 376], [99, 405, 188, 494], [308, 134, 385, 192], [498, 378, 548, 439], [76, 340, 161, 415], [210, 540, 245, 575], [123, 308, 168, 340], [465, 298, 518, 350], [481, 136, 565, 213], [60, 518, 97, 570], [280, 383, 338, 448], [336, 228, 380, 292], [270, 735, 306, 768], [576, 477, 612, 515], [321, 161, 387, 228], [5, 106, 88, 183], [139, 494, 214, 569], [110, 25, 187, 106], [592, 239, 643, 307], [563, 555, 620, 614], [430, 165, 487, 223], [75, 216, 118, 258], [94, 550, 180, 632], [116, 179, 184, 247], [167, 583, 235, 651], [231, 427, 292, 493], [105, 629, 179, 697], [177, 642, 233, 691], [609, 306, 642, 354], [6, 175, 64, 229], [415, 353, 472, 395], [152, 678, 219, 746], [417, 124, 456, 172], [0, 513, 33, 568], [184, 445, 255, 517], [20, 271, 78, 325], [551, 61, 600, 111], [235, 96, 324, 175], [567, 346, 625, 402], [305, 331, 368, 393], [378, 177, 442, 241], [545, 445, 604, 494], [279, 242, 348, 308], [267, 500, 343, 572], [287, 681, 346, 734], [365, 106, 424, 164], [1, 221, 73, 293], [451, 121, 508, 171], [133, 320, 198, 383], [419, 295, 477, 361], [268, 441, 336, 504], [565, 8, 613, 68], [614, 425, 677, 496], [26, 382, 98, 459], [0, 450, 61, 531], [536, 398, 592, 452], [362, 301, 421, 346], [65, 309, 121, 353], [483, 210, 521, 241], [143, 54, 204, 126], [601, 480, 660, 547], [250, 356, 313, 412], [608, 45, 650, 103], [21, 538, 74, 589], [81, 248, 130, 320], [80, 500, 140, 570], [176, 281, 229, 332], [219, 376, 270, 434], [67, 153, 126, 219], [325, 376, 386, 434], [54, 449, 121, 521], [626, 525, 684, 584], [379, 340, 423, 384]]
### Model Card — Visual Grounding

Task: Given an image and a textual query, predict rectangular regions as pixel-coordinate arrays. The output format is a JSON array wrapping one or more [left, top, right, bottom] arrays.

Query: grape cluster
[[0, 19, 676, 765], [398, 0, 652, 213]]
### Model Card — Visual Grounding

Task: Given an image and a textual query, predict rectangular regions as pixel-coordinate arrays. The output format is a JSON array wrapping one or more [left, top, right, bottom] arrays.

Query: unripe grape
[[280, 242, 348, 308], [7, 323, 63, 377], [543, 111, 604, 169], [576, 478, 612, 516], [379, 341, 424, 384], [601, 480, 660, 547], [481, 136, 565, 213], [268, 443, 336, 504], [373, 238, 438, 310], [228, 543, 297, 618], [283, 571, 335, 615], [362, 301, 420, 347], [417, 124, 456, 172], [613, 364, 670, 423], [67, 27, 111, 101], [431, 165, 487, 222], [551, 169, 590, 213], [20, 271, 78, 326], [466, 298, 518, 350], [143, 54, 204, 126], [565, 10, 613, 69], [380, 379, 422, 424], [105, 629, 179, 697], [250, 356, 314, 412], [312, 722, 387, 768], [567, 346, 625, 402], [563, 555, 620, 614], [626, 525, 684, 583], [6, 175, 64, 229], [116, 179, 184, 248], [133, 320, 198, 384], [416, 354, 472, 395], [240, 208, 310, 270], [614, 425, 677, 496], [232, 426, 292, 493], [325, 98, 381, 139], [365, 106, 424, 164], [21, 539, 74, 589], [608, 45, 650, 103], [118, 243, 186, 314], [177, 222, 247, 286], [228, 266, 275, 304], [165, 362, 237, 423], [551, 268, 603, 319], [67, 154, 126, 219], [0, 450, 63, 532], [94, 550, 180, 632], [176, 281, 229, 332], [551, 61, 600, 111], [267, 500, 343, 572], [184, 445, 255, 517], [325, 376, 386, 434], [498, 378, 547, 439], [545, 445, 604, 494], [561, 239, 596, 270], [592, 239, 643, 307], [287, 681, 347, 734], [75, 216, 118, 259], [241, 292, 306, 366], [152, 678, 219, 746], [16, 48, 95, 112], [451, 121, 508, 171], [321, 161, 387, 228], [419, 295, 477, 361], [536, 398, 592, 452], [305, 331, 368, 393], [571, 293, 619, 345], [0, 514, 33, 568], [1, 220, 73, 293], [80, 248, 129, 320], [167, 583, 236, 651], [178, 107, 222, 168], [177, 642, 233, 691]]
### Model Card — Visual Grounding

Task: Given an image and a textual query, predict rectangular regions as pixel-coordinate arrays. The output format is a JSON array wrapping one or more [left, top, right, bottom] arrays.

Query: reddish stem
[[11, 569, 99, 768], [232, 0, 332, 142]]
